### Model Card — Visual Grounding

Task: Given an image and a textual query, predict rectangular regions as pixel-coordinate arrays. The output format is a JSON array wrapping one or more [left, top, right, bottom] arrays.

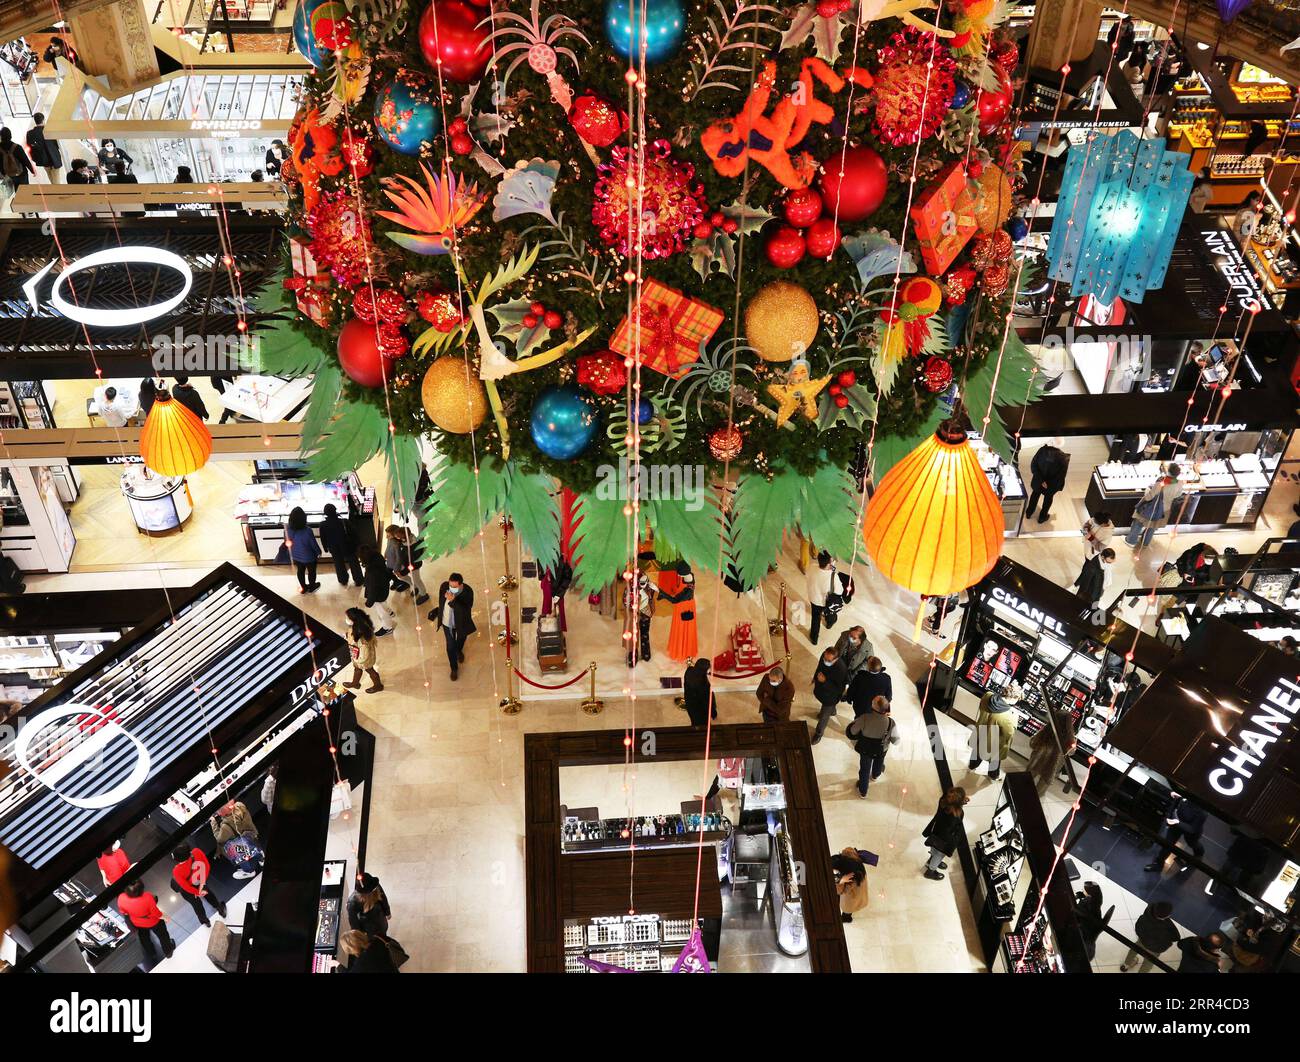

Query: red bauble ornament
[[352, 288, 378, 323], [783, 187, 823, 228], [576, 350, 627, 396], [338, 318, 397, 388], [992, 40, 1019, 75], [765, 225, 807, 269], [374, 289, 408, 324], [376, 322, 409, 358], [837, 370, 856, 388], [450, 132, 474, 156], [418, 0, 490, 84], [340, 134, 375, 177], [976, 72, 1013, 135], [543, 310, 563, 330], [568, 91, 628, 148], [417, 289, 462, 332], [818, 146, 888, 223], [707, 424, 744, 462], [921, 356, 953, 393], [805, 216, 842, 258]]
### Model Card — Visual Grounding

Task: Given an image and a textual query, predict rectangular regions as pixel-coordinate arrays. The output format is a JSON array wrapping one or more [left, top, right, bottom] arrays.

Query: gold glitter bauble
[[744, 281, 819, 363], [422, 357, 487, 434], [973, 164, 1013, 235]]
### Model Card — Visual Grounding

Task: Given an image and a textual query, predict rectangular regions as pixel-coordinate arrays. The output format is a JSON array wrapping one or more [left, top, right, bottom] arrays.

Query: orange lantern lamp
[[863, 421, 1003, 596], [139, 392, 212, 476]]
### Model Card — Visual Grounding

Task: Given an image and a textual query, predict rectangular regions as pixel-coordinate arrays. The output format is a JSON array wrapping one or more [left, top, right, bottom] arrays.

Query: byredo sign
[[12, 704, 151, 811], [189, 119, 262, 132], [23, 247, 193, 328], [989, 586, 1070, 638], [1207, 677, 1300, 798]]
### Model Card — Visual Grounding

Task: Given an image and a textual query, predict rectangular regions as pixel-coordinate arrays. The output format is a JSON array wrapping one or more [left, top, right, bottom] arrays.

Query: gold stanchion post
[[580, 662, 603, 715]]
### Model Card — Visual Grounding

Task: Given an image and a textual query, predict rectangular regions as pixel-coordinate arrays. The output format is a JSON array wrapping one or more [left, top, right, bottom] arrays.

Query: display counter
[[120, 467, 192, 534], [970, 431, 1025, 534], [236, 475, 373, 563], [220, 375, 315, 424], [0, 630, 122, 706]]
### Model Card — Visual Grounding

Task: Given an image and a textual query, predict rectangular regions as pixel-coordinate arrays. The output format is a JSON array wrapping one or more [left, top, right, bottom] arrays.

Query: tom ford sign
[[1208, 676, 1300, 798]]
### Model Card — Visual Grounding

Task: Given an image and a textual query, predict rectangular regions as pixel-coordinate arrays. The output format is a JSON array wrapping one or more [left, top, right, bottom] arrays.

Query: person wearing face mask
[[433, 572, 476, 680], [845, 695, 900, 795], [848, 656, 892, 718], [810, 646, 848, 744], [96, 138, 132, 173], [806, 549, 837, 643], [658, 561, 699, 663], [1073, 547, 1115, 620], [833, 626, 872, 688], [342, 607, 383, 693], [756, 665, 795, 724]]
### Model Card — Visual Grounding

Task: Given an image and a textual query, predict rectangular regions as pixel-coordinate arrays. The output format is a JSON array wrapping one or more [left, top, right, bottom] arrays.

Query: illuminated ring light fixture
[[140, 392, 212, 476], [23, 246, 193, 328], [863, 420, 1004, 597]]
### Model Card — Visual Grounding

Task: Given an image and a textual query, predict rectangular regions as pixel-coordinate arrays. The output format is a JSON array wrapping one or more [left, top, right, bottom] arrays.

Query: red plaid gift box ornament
[[286, 238, 333, 325], [609, 280, 724, 379], [909, 162, 978, 276]]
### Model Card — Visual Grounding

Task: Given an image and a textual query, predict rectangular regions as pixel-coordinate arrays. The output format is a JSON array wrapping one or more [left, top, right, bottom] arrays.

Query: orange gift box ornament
[[609, 280, 724, 379], [909, 162, 978, 275]]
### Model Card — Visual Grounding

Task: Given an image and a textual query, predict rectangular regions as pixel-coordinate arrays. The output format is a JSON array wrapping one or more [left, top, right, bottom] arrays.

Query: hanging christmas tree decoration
[[417, 288, 463, 332], [943, 264, 977, 304], [576, 350, 628, 396], [782, 188, 824, 228], [293, 0, 334, 66], [920, 355, 954, 393], [765, 225, 807, 269], [605, 0, 685, 63], [818, 146, 888, 222], [373, 70, 441, 155], [976, 69, 1013, 135], [568, 90, 628, 147], [871, 27, 956, 146], [593, 140, 708, 259], [338, 318, 398, 388], [982, 262, 1009, 297], [530, 386, 600, 459], [744, 280, 819, 362], [419, 0, 491, 83], [374, 289, 409, 324], [766, 357, 832, 427], [862, 420, 1004, 596], [484, 0, 591, 111], [306, 189, 373, 288], [707, 424, 745, 462], [422, 356, 489, 433], [377, 163, 488, 255], [805, 216, 842, 259]]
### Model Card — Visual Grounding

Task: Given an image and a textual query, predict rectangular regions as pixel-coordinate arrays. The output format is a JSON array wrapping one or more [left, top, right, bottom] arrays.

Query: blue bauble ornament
[[605, 0, 684, 64], [373, 72, 441, 156], [1007, 217, 1029, 242], [531, 386, 599, 460], [951, 82, 972, 109], [635, 397, 653, 426], [293, 0, 330, 66]]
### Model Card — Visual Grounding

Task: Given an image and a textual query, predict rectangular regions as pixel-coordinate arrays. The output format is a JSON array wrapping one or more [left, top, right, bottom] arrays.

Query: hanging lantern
[[140, 393, 212, 476], [862, 421, 1003, 596]]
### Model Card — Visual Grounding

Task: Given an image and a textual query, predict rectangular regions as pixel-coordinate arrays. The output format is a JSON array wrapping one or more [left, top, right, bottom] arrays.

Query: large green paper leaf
[[962, 328, 1043, 461], [385, 434, 424, 513], [730, 470, 804, 587], [307, 400, 390, 483], [503, 464, 560, 572], [250, 279, 329, 378], [299, 361, 341, 456], [799, 464, 865, 565], [570, 490, 632, 593], [419, 456, 507, 561], [649, 495, 725, 576]]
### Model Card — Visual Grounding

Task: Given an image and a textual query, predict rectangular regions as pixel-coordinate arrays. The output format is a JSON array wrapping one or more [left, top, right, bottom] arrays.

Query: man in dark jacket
[[319, 503, 363, 586], [846, 696, 900, 795], [1072, 547, 1115, 610], [810, 646, 848, 744], [848, 656, 892, 717], [363, 551, 396, 636], [756, 666, 794, 724], [1120, 900, 1179, 973], [1145, 794, 1206, 873], [1176, 932, 1224, 974], [25, 113, 61, 182], [1024, 444, 1069, 524], [432, 572, 476, 680], [1107, 15, 1135, 63], [171, 376, 209, 421]]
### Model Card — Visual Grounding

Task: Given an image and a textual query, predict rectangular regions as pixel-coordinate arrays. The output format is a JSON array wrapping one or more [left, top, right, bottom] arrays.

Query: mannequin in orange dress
[[657, 562, 699, 663]]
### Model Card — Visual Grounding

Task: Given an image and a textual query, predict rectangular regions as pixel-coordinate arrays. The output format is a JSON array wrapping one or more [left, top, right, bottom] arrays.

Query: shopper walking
[[1024, 443, 1069, 525], [96, 843, 130, 887], [363, 551, 397, 636], [969, 683, 1021, 779], [1074, 881, 1106, 962], [1145, 793, 1206, 873], [211, 799, 263, 880], [833, 626, 871, 686], [1027, 707, 1076, 796], [683, 658, 716, 727], [831, 848, 869, 923], [810, 645, 848, 744], [25, 113, 61, 183], [0, 126, 35, 214], [384, 524, 429, 604], [346, 872, 391, 936], [117, 880, 174, 961], [285, 506, 321, 593], [339, 929, 399, 972], [342, 607, 383, 693], [1120, 900, 1179, 973], [1125, 465, 1182, 550], [1177, 932, 1225, 973], [1072, 547, 1116, 617], [846, 696, 899, 796], [848, 656, 892, 718], [1081, 511, 1114, 560], [171, 376, 209, 421], [806, 549, 837, 644], [432, 572, 475, 680], [170, 845, 227, 926], [921, 787, 968, 880], [319, 503, 364, 586], [756, 665, 795, 724]]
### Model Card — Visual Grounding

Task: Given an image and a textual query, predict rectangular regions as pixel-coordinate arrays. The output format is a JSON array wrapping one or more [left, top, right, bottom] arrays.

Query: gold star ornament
[[766, 359, 831, 427]]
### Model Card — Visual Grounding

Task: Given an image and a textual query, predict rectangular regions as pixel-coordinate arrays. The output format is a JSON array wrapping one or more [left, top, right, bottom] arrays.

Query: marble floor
[[22, 433, 1300, 973]]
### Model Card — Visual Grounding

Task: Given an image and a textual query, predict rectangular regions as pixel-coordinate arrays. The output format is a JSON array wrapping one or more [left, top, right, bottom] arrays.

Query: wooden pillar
[[68, 0, 159, 91], [1027, 0, 1105, 72]]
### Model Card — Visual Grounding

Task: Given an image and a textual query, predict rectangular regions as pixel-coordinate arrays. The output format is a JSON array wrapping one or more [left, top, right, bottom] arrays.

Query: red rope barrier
[[511, 666, 591, 691]]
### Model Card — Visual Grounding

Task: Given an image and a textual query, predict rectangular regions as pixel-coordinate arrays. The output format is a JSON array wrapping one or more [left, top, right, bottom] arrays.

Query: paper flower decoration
[[377, 163, 488, 255], [872, 28, 956, 147], [484, 0, 590, 111], [593, 140, 708, 259], [491, 158, 560, 223], [842, 229, 917, 286]]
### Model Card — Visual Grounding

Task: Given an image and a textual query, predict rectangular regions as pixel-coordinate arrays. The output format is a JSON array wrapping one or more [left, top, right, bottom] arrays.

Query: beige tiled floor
[[23, 432, 1300, 972]]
